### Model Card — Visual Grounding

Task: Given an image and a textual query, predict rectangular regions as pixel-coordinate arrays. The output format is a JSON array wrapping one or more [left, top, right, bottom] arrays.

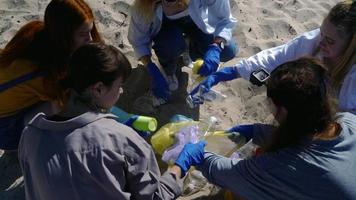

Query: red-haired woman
[[0, 0, 102, 150]]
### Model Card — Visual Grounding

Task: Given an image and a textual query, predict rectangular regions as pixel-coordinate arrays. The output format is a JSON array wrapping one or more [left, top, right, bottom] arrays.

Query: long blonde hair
[[325, 0, 356, 90], [132, 0, 190, 23]]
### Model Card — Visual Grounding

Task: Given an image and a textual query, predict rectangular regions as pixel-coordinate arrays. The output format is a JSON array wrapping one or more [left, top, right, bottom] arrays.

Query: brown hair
[[0, 0, 102, 100], [324, 0, 356, 90], [265, 58, 334, 152], [62, 43, 132, 94]]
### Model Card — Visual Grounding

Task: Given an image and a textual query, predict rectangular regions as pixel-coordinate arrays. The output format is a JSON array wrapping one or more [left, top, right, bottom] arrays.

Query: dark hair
[[265, 58, 334, 152], [62, 43, 131, 93]]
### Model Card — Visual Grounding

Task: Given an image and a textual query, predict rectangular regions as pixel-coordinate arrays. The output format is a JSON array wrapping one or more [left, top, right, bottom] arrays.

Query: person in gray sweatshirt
[[18, 43, 205, 200], [182, 58, 356, 199]]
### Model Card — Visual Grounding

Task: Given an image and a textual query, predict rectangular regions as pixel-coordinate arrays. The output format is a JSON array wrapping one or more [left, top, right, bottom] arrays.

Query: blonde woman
[[191, 0, 356, 114], [128, 0, 238, 105]]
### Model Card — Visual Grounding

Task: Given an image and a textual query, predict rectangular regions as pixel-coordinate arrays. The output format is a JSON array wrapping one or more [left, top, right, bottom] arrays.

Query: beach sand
[[0, 0, 341, 199]]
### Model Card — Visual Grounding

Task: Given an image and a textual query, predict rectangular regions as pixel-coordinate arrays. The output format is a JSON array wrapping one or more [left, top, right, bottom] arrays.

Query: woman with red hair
[[0, 0, 102, 150]]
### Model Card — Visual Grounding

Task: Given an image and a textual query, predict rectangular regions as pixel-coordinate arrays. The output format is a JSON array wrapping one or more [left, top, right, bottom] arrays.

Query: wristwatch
[[250, 68, 270, 86]]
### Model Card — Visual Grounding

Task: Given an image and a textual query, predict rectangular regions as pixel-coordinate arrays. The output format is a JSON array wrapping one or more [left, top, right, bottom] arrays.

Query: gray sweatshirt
[[198, 112, 356, 200], [19, 112, 182, 200]]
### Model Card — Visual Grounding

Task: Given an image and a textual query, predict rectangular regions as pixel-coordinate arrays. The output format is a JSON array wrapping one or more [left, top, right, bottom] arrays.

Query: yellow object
[[0, 59, 52, 117], [151, 122, 237, 156], [151, 121, 199, 155], [192, 59, 204, 75], [132, 116, 157, 132]]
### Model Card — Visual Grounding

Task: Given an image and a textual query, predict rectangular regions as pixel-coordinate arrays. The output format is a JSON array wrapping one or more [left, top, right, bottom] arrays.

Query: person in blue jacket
[[128, 0, 238, 106], [180, 58, 356, 200], [191, 0, 356, 114]]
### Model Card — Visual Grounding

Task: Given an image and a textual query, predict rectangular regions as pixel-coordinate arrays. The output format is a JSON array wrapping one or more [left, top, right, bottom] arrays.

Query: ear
[[89, 82, 106, 98]]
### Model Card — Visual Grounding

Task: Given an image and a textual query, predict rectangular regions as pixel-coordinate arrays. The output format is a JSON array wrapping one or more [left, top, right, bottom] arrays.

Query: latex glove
[[198, 44, 222, 76], [228, 124, 254, 141], [124, 115, 150, 138], [175, 141, 207, 177], [147, 62, 170, 101], [190, 66, 239, 97]]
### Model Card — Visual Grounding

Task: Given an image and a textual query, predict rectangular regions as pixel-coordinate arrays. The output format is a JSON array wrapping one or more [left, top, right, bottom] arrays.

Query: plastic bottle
[[186, 85, 227, 108], [229, 139, 258, 160], [186, 59, 226, 108], [111, 106, 157, 132]]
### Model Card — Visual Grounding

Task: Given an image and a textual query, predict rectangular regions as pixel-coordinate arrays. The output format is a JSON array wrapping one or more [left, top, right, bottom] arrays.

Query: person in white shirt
[[190, 0, 356, 114], [128, 0, 238, 106]]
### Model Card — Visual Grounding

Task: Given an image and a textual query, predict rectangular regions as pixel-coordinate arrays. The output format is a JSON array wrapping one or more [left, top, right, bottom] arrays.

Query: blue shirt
[[198, 112, 356, 200]]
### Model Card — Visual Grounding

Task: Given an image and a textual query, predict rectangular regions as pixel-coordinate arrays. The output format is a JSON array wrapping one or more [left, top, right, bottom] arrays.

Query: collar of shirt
[[28, 112, 117, 132]]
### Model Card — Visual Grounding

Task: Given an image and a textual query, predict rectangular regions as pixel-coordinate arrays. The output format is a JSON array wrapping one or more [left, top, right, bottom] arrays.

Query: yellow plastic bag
[[151, 120, 199, 155]]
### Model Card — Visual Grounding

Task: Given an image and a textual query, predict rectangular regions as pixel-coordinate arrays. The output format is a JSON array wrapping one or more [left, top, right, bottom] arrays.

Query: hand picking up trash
[[151, 115, 248, 165]]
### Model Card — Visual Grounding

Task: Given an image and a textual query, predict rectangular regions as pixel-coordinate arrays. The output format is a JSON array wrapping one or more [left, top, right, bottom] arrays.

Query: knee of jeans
[[220, 41, 239, 62]]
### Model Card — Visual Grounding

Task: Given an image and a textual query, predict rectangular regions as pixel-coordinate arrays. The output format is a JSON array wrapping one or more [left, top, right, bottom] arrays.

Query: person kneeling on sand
[[18, 43, 206, 200], [180, 58, 356, 199], [190, 0, 356, 114], [128, 0, 238, 106]]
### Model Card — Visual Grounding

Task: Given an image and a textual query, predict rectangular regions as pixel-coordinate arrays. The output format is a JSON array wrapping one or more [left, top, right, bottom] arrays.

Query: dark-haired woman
[[180, 58, 356, 199], [18, 43, 197, 200]]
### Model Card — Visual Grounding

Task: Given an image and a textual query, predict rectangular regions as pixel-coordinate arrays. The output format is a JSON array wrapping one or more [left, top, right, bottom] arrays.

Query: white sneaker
[[167, 74, 179, 91]]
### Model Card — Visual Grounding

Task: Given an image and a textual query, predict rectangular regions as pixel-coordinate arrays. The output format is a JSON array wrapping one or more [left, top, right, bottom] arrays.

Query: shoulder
[[336, 112, 356, 129], [88, 117, 152, 152]]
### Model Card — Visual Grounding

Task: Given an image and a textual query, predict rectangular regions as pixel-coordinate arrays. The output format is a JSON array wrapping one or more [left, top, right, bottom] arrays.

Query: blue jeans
[[153, 15, 238, 75]]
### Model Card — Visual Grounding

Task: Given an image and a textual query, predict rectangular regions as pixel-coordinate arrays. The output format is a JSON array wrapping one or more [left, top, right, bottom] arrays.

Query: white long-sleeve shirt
[[234, 29, 356, 114], [128, 0, 236, 59]]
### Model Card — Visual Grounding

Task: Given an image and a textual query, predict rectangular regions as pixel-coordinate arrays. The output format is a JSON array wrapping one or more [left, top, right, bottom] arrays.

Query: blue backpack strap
[[0, 70, 46, 93]]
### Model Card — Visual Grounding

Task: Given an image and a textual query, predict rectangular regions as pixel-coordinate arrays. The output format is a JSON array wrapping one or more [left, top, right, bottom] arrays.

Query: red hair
[[0, 0, 102, 100], [0, 21, 44, 67], [1, 0, 102, 73]]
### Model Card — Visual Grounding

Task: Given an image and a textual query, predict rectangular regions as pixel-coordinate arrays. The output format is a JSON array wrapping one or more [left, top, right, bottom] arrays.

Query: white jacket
[[234, 29, 356, 114], [128, 0, 237, 59]]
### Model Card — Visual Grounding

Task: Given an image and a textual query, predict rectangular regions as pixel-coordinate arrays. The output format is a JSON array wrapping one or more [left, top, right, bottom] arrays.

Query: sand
[[0, 0, 341, 199]]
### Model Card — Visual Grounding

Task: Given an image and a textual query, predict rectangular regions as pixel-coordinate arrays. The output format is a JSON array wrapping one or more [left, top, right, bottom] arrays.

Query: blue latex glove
[[228, 124, 254, 141], [124, 115, 150, 138], [175, 141, 207, 177], [147, 62, 170, 101], [198, 44, 222, 76], [190, 66, 239, 97]]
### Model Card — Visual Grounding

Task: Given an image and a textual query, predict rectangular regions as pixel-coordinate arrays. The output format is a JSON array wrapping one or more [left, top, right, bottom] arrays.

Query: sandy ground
[[0, 0, 341, 199]]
